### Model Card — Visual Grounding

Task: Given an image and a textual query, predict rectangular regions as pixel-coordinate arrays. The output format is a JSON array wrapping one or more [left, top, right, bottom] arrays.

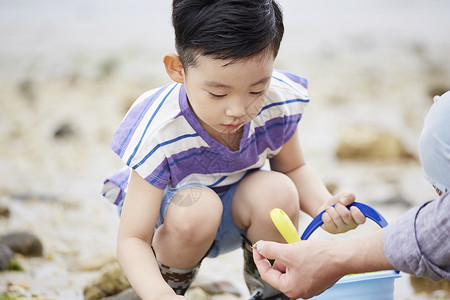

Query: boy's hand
[[317, 192, 366, 234]]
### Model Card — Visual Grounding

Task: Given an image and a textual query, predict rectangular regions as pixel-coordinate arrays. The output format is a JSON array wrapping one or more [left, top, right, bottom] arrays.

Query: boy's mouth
[[222, 122, 243, 130]]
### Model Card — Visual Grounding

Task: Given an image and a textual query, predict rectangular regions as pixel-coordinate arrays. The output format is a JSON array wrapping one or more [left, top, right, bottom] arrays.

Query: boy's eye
[[209, 92, 227, 99], [250, 91, 265, 96]]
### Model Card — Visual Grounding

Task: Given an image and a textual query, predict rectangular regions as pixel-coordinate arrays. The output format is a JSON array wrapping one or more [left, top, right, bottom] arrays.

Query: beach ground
[[1, 1, 450, 299]]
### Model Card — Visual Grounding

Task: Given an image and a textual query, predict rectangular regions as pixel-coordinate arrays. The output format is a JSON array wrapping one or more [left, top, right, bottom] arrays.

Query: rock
[[101, 288, 141, 300], [336, 126, 412, 160], [428, 85, 449, 99], [53, 122, 76, 140], [0, 204, 10, 218], [0, 244, 15, 270], [0, 232, 43, 257], [75, 253, 118, 271], [6, 281, 30, 292], [410, 275, 450, 297], [83, 261, 131, 300], [191, 281, 241, 297], [185, 286, 212, 300]]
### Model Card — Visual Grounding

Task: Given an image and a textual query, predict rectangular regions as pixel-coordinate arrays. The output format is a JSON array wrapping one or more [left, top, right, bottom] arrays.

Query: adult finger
[[273, 259, 287, 273], [253, 246, 286, 290], [253, 240, 289, 264], [253, 246, 273, 274]]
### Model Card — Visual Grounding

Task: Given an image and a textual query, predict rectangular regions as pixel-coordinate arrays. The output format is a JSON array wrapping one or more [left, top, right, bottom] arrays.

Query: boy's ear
[[163, 53, 184, 83]]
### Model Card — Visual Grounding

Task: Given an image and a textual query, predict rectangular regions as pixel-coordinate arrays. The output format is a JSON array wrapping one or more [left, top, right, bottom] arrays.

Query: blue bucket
[[298, 202, 401, 300]]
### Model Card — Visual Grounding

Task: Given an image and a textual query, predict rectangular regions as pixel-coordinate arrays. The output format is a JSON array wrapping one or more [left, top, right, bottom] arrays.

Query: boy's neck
[[201, 121, 244, 151], [214, 127, 244, 151]]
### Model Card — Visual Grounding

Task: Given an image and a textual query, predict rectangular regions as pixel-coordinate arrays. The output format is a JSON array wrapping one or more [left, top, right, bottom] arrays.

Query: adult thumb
[[253, 240, 288, 262]]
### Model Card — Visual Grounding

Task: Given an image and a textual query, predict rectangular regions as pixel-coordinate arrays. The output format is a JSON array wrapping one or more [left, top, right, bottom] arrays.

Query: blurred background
[[1, 0, 449, 299]]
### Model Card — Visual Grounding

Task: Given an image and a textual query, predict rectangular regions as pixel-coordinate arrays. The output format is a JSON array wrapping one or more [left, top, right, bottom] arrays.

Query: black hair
[[172, 0, 284, 68]]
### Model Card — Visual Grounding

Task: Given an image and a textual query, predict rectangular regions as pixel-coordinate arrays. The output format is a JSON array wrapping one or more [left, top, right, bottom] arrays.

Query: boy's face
[[183, 51, 274, 141]]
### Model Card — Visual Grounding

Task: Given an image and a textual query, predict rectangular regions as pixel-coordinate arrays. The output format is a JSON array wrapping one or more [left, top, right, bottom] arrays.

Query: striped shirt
[[102, 70, 309, 205]]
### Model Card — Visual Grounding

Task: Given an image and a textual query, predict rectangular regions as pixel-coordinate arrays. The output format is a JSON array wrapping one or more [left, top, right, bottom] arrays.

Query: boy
[[102, 1, 366, 299]]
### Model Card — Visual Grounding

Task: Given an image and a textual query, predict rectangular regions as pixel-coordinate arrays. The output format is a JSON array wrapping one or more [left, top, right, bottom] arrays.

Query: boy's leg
[[152, 186, 223, 294], [231, 171, 299, 299], [157, 260, 201, 295]]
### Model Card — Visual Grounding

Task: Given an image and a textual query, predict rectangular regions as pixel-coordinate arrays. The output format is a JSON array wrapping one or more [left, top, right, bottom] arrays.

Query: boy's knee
[[168, 187, 223, 244], [259, 171, 297, 201], [271, 173, 299, 215], [252, 171, 299, 219]]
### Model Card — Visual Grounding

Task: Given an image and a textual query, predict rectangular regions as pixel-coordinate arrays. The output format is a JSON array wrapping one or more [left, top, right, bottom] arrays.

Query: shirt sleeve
[[109, 88, 173, 190], [262, 70, 309, 153], [383, 192, 450, 280]]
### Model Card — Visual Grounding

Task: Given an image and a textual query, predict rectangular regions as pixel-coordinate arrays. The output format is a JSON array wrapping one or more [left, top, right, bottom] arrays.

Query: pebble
[[0, 232, 43, 257], [53, 122, 76, 140]]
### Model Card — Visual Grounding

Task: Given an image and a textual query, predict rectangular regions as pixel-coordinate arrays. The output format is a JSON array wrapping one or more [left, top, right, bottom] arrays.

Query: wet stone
[[0, 244, 15, 270], [83, 261, 131, 300], [101, 288, 141, 300], [0, 204, 10, 218], [0, 232, 43, 257]]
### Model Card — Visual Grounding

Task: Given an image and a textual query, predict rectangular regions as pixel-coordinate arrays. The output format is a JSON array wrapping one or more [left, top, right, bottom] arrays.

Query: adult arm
[[383, 191, 450, 280], [253, 229, 392, 299], [117, 170, 187, 300], [253, 193, 450, 299]]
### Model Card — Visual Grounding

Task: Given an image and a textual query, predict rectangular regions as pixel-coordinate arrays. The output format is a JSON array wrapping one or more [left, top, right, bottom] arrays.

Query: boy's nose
[[226, 101, 246, 118]]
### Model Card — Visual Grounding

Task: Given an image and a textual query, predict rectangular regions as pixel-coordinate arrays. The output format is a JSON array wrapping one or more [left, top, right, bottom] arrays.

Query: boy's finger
[[335, 203, 357, 227], [325, 206, 346, 228], [321, 212, 338, 233], [350, 206, 366, 224], [329, 191, 355, 207]]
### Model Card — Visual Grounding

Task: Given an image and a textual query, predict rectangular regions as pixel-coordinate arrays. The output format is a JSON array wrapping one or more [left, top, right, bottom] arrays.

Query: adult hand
[[160, 294, 189, 300], [253, 239, 345, 299], [317, 191, 366, 234]]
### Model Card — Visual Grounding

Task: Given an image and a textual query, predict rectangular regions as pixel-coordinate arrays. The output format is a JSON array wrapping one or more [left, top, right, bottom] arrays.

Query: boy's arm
[[270, 131, 365, 232], [117, 170, 186, 300], [270, 130, 331, 217]]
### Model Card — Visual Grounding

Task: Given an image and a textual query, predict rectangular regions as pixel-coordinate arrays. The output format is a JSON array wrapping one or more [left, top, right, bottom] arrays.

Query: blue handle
[[300, 202, 388, 240]]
